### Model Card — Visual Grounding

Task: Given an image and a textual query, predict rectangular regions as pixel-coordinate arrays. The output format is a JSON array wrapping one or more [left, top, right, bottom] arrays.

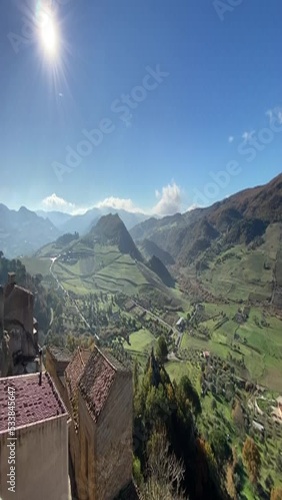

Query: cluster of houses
[[0, 273, 136, 500]]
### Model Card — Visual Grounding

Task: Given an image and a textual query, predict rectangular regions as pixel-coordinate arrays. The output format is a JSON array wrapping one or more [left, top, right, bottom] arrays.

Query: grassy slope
[[46, 241, 171, 297], [200, 224, 281, 302]]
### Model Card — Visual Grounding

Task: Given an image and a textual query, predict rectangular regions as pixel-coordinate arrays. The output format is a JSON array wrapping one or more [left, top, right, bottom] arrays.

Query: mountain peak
[[88, 213, 143, 261]]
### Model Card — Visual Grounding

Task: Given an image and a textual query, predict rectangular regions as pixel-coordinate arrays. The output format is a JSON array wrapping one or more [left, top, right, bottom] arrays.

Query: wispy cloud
[[95, 197, 142, 213], [228, 136, 234, 143], [153, 182, 182, 216]]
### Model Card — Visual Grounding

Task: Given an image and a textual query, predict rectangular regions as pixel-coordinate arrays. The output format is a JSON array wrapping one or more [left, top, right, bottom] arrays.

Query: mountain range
[[0, 204, 60, 258], [1, 174, 281, 274], [130, 173, 282, 265], [0, 205, 149, 258], [130, 173, 282, 308]]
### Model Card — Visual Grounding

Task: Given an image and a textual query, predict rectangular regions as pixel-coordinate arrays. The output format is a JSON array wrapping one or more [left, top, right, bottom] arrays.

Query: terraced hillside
[[35, 214, 177, 298]]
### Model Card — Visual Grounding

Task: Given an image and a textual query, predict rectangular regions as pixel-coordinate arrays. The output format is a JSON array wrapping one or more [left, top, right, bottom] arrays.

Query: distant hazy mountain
[[0, 201, 150, 258], [36, 210, 72, 228], [0, 205, 60, 258], [38, 207, 149, 235]]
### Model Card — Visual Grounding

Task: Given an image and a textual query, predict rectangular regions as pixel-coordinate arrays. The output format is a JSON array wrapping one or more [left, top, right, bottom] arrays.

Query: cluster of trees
[[0, 252, 26, 283], [242, 437, 261, 485], [132, 350, 223, 500], [55, 232, 79, 247], [201, 356, 238, 402]]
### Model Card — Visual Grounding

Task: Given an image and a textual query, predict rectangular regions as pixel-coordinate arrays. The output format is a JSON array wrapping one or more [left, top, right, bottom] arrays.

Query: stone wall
[[45, 349, 69, 403], [4, 285, 33, 336], [69, 370, 132, 500], [96, 371, 133, 500]]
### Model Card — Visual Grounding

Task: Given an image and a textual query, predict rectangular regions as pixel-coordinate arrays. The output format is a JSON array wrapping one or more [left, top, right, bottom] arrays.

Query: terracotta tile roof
[[0, 372, 67, 432], [66, 347, 130, 426], [79, 348, 117, 422], [65, 348, 91, 428]]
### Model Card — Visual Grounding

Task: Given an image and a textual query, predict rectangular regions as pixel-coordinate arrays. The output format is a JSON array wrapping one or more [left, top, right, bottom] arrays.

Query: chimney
[[7, 273, 16, 286], [39, 348, 43, 386]]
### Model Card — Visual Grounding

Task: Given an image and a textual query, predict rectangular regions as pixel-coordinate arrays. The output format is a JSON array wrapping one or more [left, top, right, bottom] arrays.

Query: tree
[[265, 473, 274, 492], [242, 437, 261, 484], [276, 452, 282, 473], [210, 429, 230, 464], [140, 429, 186, 500], [271, 488, 282, 500], [133, 455, 143, 487], [232, 400, 245, 435], [156, 335, 168, 364], [178, 375, 201, 417], [226, 463, 237, 499]]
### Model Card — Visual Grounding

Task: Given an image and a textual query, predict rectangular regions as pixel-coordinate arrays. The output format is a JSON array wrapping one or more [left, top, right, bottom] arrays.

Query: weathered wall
[[45, 350, 68, 403], [4, 286, 33, 335], [96, 372, 133, 500], [72, 390, 97, 500], [71, 371, 133, 500], [0, 415, 69, 500]]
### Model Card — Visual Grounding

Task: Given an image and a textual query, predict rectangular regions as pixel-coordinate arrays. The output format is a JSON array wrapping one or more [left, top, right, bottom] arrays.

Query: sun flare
[[40, 10, 58, 57]]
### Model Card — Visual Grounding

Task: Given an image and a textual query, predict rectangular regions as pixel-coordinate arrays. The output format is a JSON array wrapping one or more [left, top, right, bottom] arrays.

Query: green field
[[165, 360, 201, 391], [179, 302, 282, 392], [124, 328, 156, 353], [200, 239, 276, 302], [21, 256, 51, 276]]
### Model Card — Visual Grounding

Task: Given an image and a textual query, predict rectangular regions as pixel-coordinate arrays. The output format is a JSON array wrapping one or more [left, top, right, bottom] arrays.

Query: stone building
[[45, 345, 72, 403], [0, 272, 39, 376], [0, 371, 69, 500], [64, 346, 133, 500]]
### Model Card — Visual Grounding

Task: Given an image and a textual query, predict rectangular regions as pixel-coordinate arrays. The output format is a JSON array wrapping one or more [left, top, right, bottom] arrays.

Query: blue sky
[[0, 0, 281, 215]]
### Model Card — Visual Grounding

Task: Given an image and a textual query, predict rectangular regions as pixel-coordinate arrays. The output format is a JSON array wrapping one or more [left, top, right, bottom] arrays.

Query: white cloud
[[153, 182, 182, 216], [95, 197, 142, 213], [228, 136, 234, 143], [41, 193, 76, 213], [41, 184, 183, 218]]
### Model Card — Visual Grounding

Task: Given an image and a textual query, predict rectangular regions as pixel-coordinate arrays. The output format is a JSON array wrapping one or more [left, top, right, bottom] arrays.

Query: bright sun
[[40, 10, 58, 57]]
